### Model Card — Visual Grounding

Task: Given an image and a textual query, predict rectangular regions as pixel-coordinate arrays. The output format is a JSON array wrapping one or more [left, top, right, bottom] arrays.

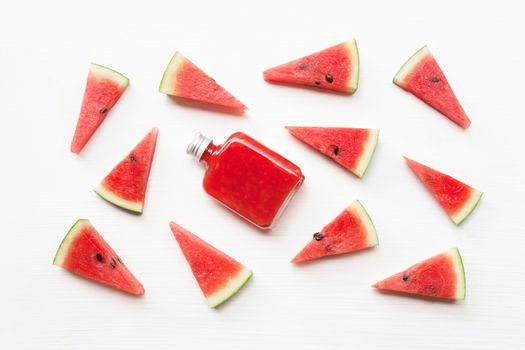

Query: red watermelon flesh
[[159, 52, 246, 111], [405, 157, 482, 225], [169, 222, 252, 308], [94, 128, 158, 214], [286, 126, 378, 178], [71, 63, 129, 154], [373, 248, 466, 300], [393, 46, 471, 128], [53, 219, 144, 296], [292, 200, 378, 263], [264, 39, 360, 94]]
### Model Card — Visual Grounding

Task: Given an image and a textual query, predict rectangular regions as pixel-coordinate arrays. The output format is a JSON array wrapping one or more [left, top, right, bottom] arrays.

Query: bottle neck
[[186, 133, 214, 163]]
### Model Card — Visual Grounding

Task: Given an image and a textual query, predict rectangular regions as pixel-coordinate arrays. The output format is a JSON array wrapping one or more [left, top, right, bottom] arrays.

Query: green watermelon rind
[[446, 248, 466, 300], [353, 129, 379, 178], [393, 45, 430, 86], [158, 52, 185, 95], [89, 63, 130, 89], [94, 184, 143, 214], [451, 190, 483, 225], [345, 39, 360, 94], [350, 200, 379, 247], [53, 219, 90, 267], [206, 267, 253, 308]]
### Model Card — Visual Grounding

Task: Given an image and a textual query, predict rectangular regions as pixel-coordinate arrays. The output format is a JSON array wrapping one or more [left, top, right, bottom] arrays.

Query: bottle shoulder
[[224, 133, 303, 176]]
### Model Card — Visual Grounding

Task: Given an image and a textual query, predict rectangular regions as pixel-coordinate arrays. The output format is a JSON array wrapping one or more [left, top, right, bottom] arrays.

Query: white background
[[2, 0, 524, 349]]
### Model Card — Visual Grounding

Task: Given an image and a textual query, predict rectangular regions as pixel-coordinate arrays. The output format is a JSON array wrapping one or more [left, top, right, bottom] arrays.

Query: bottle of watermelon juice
[[187, 132, 304, 229]]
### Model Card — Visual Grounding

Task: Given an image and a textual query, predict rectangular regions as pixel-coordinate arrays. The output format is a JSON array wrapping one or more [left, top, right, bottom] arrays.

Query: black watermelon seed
[[402, 274, 409, 282], [299, 63, 308, 70], [333, 145, 339, 156], [430, 77, 440, 83], [110, 258, 117, 268], [130, 155, 137, 162], [100, 108, 108, 114], [325, 74, 334, 83], [117, 257, 122, 263], [315, 81, 321, 85], [313, 232, 324, 241], [96, 253, 103, 262]]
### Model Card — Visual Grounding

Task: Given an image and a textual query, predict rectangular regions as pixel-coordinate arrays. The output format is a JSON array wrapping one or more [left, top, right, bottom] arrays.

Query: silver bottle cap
[[186, 132, 213, 161]]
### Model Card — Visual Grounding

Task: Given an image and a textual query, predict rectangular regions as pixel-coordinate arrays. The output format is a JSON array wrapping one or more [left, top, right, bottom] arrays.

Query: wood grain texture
[[2, 0, 525, 349]]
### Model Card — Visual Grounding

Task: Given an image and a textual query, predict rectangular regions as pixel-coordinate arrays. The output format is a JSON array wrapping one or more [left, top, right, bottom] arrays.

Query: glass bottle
[[187, 132, 304, 229]]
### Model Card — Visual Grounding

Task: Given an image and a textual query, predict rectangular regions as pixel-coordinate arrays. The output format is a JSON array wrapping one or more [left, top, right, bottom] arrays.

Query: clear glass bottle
[[187, 132, 304, 229]]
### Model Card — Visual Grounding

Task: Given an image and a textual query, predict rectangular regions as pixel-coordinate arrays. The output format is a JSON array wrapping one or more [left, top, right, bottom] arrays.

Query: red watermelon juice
[[187, 132, 304, 229]]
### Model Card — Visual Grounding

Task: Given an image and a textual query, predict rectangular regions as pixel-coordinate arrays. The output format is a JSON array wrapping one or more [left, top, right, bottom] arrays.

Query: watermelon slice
[[286, 126, 378, 178], [94, 128, 159, 213], [292, 200, 378, 263], [373, 248, 466, 300], [405, 157, 482, 225], [169, 222, 252, 308], [393, 46, 471, 128], [159, 52, 246, 111], [70, 63, 129, 154], [263, 39, 360, 94], [53, 219, 144, 296]]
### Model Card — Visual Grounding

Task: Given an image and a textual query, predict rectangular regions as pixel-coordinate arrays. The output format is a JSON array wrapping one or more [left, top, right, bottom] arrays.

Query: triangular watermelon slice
[[53, 219, 144, 296], [263, 39, 360, 94], [169, 222, 252, 308], [405, 157, 482, 225], [373, 248, 466, 300], [393, 46, 471, 128], [94, 128, 159, 214], [292, 200, 379, 263], [159, 52, 246, 111], [71, 63, 129, 154], [286, 126, 378, 178]]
